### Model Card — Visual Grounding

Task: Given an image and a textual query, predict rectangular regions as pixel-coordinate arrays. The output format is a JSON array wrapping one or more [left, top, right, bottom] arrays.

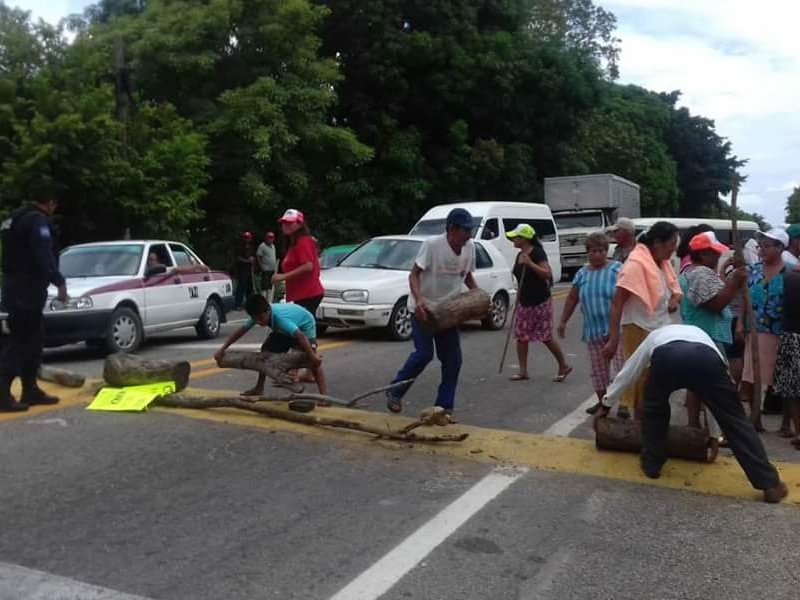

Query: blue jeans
[[390, 318, 462, 411]]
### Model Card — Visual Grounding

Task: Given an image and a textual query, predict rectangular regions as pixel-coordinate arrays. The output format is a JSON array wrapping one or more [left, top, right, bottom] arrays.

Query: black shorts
[[261, 271, 275, 291], [261, 333, 317, 354], [724, 317, 745, 360], [294, 295, 323, 315]]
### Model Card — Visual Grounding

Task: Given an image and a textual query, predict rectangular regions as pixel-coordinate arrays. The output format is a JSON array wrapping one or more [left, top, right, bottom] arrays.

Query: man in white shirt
[[256, 231, 278, 302], [386, 208, 478, 420], [596, 324, 787, 503]]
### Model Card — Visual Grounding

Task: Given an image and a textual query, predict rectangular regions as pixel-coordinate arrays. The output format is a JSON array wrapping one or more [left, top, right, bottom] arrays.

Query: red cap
[[279, 209, 304, 224], [242, 231, 253, 241], [689, 231, 728, 254]]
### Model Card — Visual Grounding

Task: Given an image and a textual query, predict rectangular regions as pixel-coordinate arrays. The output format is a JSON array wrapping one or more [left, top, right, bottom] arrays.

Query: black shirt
[[513, 245, 551, 307], [783, 271, 800, 334]]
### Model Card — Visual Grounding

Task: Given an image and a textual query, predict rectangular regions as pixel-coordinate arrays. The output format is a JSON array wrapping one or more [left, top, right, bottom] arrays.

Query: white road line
[[0, 561, 154, 600], [543, 394, 597, 437], [328, 466, 528, 600]]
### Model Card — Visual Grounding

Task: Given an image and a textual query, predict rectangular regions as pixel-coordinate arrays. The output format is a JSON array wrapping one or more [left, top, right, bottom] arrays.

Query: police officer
[[0, 185, 68, 412]]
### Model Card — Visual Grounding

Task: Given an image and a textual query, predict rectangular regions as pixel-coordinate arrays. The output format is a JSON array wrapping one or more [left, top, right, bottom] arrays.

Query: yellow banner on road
[[87, 382, 176, 412]]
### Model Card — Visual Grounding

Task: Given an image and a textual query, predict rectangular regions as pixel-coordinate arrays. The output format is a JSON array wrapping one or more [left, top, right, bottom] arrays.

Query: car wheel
[[196, 299, 222, 340], [105, 307, 143, 354], [387, 298, 413, 341], [483, 292, 509, 331]]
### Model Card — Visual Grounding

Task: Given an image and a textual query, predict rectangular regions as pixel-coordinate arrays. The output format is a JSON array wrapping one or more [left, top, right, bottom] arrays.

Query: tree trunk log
[[595, 417, 715, 462], [103, 353, 191, 392], [421, 289, 491, 335], [38, 366, 86, 389], [216, 349, 313, 387], [156, 394, 469, 443]]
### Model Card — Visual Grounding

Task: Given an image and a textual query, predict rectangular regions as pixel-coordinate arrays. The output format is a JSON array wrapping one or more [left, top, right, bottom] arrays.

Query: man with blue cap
[[386, 208, 478, 421]]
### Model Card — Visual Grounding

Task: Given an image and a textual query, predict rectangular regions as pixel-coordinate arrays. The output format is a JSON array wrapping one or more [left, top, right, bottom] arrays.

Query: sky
[[10, 0, 799, 227]]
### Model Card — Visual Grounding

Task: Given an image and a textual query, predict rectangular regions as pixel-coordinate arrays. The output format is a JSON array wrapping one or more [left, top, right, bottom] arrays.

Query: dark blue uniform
[[0, 204, 65, 409]]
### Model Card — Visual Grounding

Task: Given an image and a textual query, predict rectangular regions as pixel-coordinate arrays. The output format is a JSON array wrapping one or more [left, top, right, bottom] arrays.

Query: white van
[[410, 202, 562, 282]]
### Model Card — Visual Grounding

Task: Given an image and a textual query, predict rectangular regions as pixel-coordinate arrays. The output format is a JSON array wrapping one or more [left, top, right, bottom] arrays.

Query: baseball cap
[[242, 231, 253, 241], [786, 224, 800, 239], [446, 208, 474, 229], [757, 228, 790, 248], [608, 217, 635, 233], [689, 231, 728, 254], [279, 209, 305, 224], [506, 223, 536, 240]]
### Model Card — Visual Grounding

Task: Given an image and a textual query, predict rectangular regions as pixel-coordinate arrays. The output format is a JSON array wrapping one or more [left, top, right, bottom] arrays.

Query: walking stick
[[730, 180, 764, 431], [498, 266, 527, 374]]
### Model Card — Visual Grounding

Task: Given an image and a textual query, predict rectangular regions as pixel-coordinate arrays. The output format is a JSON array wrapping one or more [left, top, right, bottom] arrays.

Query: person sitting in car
[[145, 251, 210, 278]]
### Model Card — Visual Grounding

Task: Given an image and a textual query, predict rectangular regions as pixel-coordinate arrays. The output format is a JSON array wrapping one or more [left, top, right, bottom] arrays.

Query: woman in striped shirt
[[558, 232, 625, 415]]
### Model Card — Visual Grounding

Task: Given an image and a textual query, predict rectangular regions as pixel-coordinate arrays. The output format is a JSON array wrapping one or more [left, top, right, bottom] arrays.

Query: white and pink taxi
[[4, 240, 234, 354]]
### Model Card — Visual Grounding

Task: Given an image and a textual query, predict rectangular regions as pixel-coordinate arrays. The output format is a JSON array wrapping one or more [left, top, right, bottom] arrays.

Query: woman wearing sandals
[[774, 269, 800, 449], [507, 224, 571, 383]]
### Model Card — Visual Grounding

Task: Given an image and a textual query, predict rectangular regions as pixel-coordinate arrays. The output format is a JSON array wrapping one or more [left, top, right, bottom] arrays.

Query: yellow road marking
[[156, 390, 800, 506], [189, 340, 353, 382], [0, 382, 93, 423]]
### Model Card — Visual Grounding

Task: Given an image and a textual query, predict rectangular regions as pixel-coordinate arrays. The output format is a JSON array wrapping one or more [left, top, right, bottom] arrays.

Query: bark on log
[[103, 353, 191, 392], [156, 394, 469, 443], [38, 365, 86, 388], [421, 289, 491, 335], [217, 350, 312, 385], [595, 417, 715, 462]]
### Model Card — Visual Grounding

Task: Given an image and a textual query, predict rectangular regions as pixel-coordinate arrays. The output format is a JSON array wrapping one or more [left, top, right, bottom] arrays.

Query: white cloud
[[9, 0, 90, 25], [605, 0, 800, 228]]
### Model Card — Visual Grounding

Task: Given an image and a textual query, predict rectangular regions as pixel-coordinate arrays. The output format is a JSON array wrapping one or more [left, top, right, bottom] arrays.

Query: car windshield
[[409, 217, 482, 238], [320, 248, 354, 269], [554, 213, 603, 230], [60, 244, 144, 278], [339, 239, 421, 271]]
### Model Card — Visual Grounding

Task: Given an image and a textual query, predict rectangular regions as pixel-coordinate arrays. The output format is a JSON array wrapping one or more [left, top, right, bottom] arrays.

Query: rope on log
[[156, 394, 469, 443]]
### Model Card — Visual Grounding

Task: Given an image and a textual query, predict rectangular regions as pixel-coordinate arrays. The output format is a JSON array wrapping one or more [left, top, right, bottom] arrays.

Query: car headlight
[[50, 296, 93, 311], [341, 290, 369, 304]]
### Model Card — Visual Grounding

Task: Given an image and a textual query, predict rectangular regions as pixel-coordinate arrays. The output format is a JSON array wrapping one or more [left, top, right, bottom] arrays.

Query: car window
[[502, 218, 557, 242], [340, 239, 421, 271], [481, 218, 499, 240], [410, 217, 483, 238], [475, 244, 493, 269], [169, 244, 195, 267], [60, 244, 144, 278], [149, 244, 174, 267]]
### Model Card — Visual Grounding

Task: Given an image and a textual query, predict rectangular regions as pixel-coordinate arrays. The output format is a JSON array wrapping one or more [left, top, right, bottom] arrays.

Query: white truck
[[544, 174, 641, 278]]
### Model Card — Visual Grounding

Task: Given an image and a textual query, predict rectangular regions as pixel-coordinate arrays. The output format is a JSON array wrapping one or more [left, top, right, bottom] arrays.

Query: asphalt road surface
[[2, 286, 799, 600]]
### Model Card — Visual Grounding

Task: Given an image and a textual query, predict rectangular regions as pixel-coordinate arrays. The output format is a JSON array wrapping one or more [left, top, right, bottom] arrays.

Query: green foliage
[[786, 187, 800, 224]]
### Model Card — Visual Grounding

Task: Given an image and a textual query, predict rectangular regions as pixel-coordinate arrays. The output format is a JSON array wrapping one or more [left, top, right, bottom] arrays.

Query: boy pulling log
[[595, 324, 787, 503], [214, 295, 326, 396]]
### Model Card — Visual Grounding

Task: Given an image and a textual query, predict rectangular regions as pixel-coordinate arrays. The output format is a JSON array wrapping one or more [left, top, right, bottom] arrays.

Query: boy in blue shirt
[[214, 295, 326, 396]]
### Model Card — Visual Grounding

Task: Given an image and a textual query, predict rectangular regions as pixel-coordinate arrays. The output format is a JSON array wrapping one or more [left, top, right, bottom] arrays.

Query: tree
[[786, 186, 800, 224]]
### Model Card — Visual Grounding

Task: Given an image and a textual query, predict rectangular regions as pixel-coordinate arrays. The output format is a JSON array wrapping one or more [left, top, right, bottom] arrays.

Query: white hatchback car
[[318, 235, 516, 341], [1, 240, 235, 354]]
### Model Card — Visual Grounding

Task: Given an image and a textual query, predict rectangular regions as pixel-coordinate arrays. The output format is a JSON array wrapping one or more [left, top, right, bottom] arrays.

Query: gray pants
[[643, 341, 780, 491]]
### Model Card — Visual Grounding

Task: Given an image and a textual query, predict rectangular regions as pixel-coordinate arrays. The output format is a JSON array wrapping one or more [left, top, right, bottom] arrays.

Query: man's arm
[[213, 325, 250, 364], [28, 215, 66, 299], [409, 264, 426, 319], [602, 336, 653, 409], [464, 272, 478, 290]]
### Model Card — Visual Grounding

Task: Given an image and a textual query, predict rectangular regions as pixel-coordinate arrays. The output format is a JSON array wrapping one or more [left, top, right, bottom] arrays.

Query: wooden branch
[[345, 379, 415, 408], [103, 353, 191, 392], [156, 394, 469, 443]]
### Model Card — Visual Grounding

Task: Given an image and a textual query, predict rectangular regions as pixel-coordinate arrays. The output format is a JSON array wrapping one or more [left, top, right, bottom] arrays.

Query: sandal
[[553, 366, 573, 383], [386, 392, 402, 414], [510, 374, 529, 381], [240, 388, 264, 397], [778, 428, 795, 439]]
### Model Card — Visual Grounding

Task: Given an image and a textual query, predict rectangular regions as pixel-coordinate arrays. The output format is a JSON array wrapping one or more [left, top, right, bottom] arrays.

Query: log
[[156, 394, 469, 443], [103, 353, 191, 392], [217, 350, 312, 387], [38, 365, 86, 388], [421, 289, 491, 335], [595, 417, 715, 463]]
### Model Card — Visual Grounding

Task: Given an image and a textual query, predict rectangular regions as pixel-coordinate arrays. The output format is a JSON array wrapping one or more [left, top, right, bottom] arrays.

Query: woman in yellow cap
[[507, 224, 572, 382]]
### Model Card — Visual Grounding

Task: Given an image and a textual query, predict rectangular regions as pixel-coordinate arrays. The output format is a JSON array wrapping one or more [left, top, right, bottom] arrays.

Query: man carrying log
[[214, 295, 327, 396], [386, 208, 478, 421], [594, 323, 787, 503]]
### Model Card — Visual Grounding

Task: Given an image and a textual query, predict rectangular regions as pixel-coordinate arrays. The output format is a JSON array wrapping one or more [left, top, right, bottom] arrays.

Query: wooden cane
[[498, 264, 527, 374], [730, 181, 764, 431]]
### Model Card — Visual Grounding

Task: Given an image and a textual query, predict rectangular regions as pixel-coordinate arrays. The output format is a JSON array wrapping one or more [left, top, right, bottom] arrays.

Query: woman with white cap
[[741, 228, 789, 431]]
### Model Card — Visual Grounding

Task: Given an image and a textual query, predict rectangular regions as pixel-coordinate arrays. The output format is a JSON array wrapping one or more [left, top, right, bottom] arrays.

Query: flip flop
[[240, 388, 264, 397], [553, 366, 573, 383], [509, 374, 529, 381], [778, 428, 795, 439], [386, 393, 402, 414]]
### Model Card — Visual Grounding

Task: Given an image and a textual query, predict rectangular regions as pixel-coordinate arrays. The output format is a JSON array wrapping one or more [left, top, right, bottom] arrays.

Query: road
[[1, 286, 799, 600]]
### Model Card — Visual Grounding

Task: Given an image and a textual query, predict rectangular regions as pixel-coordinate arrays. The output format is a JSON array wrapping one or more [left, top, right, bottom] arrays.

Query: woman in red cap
[[272, 209, 324, 385]]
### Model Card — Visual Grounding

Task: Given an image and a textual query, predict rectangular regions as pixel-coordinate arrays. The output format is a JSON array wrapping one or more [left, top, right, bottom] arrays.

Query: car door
[[472, 243, 499, 295], [142, 243, 189, 329], [169, 243, 207, 319]]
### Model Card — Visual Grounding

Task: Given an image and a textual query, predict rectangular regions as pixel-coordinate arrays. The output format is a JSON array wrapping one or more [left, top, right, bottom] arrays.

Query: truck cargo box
[[544, 174, 641, 218]]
